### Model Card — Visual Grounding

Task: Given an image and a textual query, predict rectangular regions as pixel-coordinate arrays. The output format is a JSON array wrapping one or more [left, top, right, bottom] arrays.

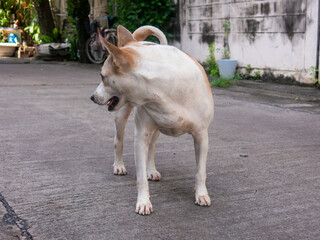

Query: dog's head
[[90, 25, 140, 111]]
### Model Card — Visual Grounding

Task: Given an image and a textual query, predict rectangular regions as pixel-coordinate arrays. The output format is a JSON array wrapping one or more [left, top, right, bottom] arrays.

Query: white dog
[[91, 25, 214, 215]]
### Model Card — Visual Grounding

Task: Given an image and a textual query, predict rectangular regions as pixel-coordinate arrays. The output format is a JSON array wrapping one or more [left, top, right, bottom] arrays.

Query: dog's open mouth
[[107, 96, 119, 111]]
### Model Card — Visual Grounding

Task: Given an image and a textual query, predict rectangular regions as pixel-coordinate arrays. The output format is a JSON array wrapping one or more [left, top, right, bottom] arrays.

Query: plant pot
[[0, 43, 18, 57], [218, 59, 237, 79]]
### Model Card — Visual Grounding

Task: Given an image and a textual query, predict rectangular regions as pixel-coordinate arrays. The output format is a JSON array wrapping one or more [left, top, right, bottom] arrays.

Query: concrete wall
[[172, 0, 319, 84]]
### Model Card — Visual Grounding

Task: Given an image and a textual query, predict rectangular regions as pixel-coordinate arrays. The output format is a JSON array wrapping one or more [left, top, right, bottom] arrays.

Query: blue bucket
[[218, 59, 238, 79]]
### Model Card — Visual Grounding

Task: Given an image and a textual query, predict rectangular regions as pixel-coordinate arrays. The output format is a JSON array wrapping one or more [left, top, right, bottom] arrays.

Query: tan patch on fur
[[185, 52, 214, 100], [120, 47, 140, 70], [124, 41, 142, 47]]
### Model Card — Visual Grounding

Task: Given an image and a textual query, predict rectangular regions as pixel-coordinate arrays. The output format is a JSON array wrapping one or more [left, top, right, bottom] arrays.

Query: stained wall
[[172, 0, 319, 83]]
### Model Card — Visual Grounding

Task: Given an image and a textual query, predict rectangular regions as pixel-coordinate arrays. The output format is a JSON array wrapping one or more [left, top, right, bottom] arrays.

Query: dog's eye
[[100, 74, 110, 86], [101, 74, 107, 82]]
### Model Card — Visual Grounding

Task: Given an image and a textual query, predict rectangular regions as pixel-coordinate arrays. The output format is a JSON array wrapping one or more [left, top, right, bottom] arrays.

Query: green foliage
[[0, 31, 9, 42], [0, 0, 15, 27], [108, 0, 175, 35], [253, 70, 261, 80], [221, 19, 231, 59], [41, 27, 60, 43], [0, 0, 35, 28], [216, 47, 230, 59], [233, 73, 243, 80], [66, 0, 90, 20], [1, 0, 38, 45], [245, 64, 252, 74], [210, 77, 238, 88], [63, 17, 78, 60], [242, 64, 252, 79], [24, 17, 41, 44], [222, 20, 231, 35], [206, 43, 219, 77], [0, 9, 12, 27], [308, 66, 319, 84]]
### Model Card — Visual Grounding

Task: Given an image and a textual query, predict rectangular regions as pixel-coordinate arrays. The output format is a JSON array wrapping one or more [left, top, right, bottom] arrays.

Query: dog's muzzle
[[90, 94, 119, 111]]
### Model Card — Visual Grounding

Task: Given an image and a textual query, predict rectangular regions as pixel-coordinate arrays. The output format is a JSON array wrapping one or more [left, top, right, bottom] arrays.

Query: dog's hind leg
[[192, 129, 211, 207], [113, 104, 133, 175], [147, 130, 161, 181]]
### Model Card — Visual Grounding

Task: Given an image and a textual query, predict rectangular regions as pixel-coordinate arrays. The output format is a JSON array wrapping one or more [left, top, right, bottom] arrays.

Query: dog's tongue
[[107, 98, 114, 107], [107, 96, 119, 111]]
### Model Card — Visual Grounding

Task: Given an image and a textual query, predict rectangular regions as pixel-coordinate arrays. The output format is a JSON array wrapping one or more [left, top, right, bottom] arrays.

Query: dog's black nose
[[90, 95, 95, 102]]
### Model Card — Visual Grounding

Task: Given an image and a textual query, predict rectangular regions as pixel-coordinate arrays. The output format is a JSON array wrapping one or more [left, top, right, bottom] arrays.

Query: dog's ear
[[117, 25, 136, 47], [99, 34, 135, 70], [99, 34, 122, 57]]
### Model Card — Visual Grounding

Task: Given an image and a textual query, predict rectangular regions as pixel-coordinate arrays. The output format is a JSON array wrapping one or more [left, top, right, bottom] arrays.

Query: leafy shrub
[[1, 0, 39, 45], [63, 17, 78, 60], [108, 0, 175, 35], [0, 31, 9, 43], [41, 27, 60, 43], [206, 43, 219, 77], [0, 9, 12, 27], [24, 17, 41, 44], [308, 66, 319, 84]]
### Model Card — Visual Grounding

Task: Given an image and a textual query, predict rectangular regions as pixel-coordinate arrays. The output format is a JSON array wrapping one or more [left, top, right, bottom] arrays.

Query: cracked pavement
[[0, 61, 320, 239]]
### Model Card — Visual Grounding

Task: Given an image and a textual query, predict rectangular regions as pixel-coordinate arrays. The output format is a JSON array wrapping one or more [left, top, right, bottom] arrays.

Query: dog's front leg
[[113, 104, 133, 175], [134, 108, 156, 215], [192, 130, 211, 206]]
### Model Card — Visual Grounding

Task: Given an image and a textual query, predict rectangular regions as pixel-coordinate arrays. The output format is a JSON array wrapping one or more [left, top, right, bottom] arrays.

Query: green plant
[[108, 0, 175, 37], [210, 77, 237, 88], [253, 70, 261, 80], [221, 19, 231, 59], [308, 66, 319, 84], [41, 27, 60, 43], [0, 31, 9, 43], [63, 17, 78, 60], [1, 0, 38, 45], [216, 47, 230, 59], [24, 17, 41, 44], [0, 9, 12, 27], [244, 64, 252, 78], [223, 20, 230, 35], [233, 73, 243, 80], [206, 43, 219, 77]]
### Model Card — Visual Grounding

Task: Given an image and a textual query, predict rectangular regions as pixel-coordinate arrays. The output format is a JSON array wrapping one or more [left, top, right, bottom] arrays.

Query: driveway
[[0, 61, 319, 240]]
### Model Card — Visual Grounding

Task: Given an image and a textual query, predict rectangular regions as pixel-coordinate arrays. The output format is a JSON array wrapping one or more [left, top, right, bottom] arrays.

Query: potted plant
[[217, 19, 237, 79]]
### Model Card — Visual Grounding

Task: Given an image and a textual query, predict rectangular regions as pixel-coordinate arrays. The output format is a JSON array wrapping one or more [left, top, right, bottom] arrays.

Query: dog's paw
[[135, 200, 153, 215], [113, 164, 127, 175], [195, 193, 211, 206], [147, 170, 161, 181]]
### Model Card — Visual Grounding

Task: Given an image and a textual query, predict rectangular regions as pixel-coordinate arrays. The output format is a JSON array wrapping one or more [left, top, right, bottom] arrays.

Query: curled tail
[[133, 25, 168, 45]]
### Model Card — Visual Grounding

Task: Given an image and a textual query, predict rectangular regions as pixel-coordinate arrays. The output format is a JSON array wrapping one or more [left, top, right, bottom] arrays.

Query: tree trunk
[[33, 0, 55, 36], [66, 0, 90, 62], [77, 14, 90, 63]]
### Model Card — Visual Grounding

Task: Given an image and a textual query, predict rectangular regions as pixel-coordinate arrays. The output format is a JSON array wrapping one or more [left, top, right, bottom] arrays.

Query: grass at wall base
[[210, 77, 238, 88]]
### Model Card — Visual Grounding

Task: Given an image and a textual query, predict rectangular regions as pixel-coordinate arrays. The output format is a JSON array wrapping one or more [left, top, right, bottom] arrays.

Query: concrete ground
[[0, 61, 319, 240]]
